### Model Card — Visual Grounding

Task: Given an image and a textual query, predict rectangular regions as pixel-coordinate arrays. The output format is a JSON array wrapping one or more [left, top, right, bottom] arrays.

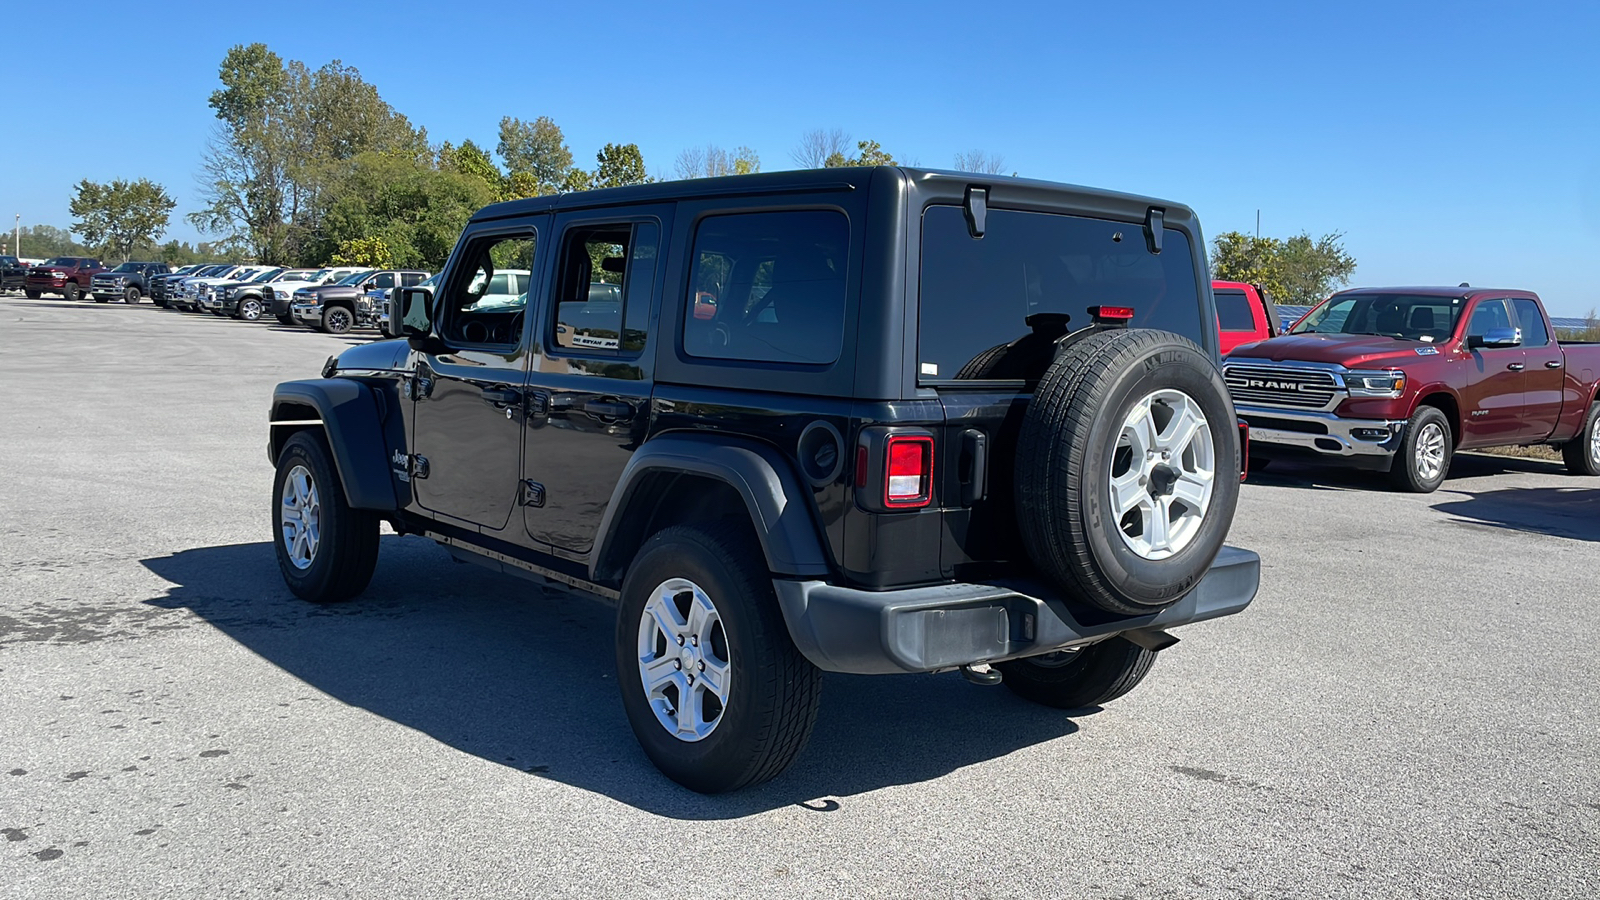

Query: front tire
[[997, 639, 1156, 709], [63, 283, 80, 302], [1561, 402, 1600, 476], [615, 522, 821, 793], [1389, 405, 1452, 493], [272, 431, 380, 603], [124, 286, 142, 304], [237, 297, 264, 321], [24, 288, 41, 299], [321, 305, 354, 334]]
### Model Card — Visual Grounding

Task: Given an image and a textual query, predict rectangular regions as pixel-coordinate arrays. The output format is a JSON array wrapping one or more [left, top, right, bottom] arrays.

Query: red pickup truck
[[1223, 286, 1600, 492], [1214, 280, 1281, 354], [24, 256, 107, 301]]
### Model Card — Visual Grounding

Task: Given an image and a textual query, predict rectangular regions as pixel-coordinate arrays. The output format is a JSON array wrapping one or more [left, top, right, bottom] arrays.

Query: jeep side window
[[683, 211, 848, 365], [551, 221, 658, 356], [438, 233, 537, 347]]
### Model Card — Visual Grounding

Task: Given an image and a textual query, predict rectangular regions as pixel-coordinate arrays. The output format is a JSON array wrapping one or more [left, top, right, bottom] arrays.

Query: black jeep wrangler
[[267, 167, 1259, 793]]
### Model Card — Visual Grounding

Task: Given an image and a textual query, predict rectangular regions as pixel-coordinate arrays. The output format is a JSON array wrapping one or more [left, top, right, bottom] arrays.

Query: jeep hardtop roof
[[469, 166, 1198, 227]]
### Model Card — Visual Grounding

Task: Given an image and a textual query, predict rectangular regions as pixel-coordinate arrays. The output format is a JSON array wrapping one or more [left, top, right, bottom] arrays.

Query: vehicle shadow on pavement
[[1249, 451, 1568, 492], [1432, 486, 1600, 542], [140, 539, 1088, 819]]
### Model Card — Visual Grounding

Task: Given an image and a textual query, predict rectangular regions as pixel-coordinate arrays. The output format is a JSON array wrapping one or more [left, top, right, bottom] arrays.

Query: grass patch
[[1476, 444, 1563, 462]]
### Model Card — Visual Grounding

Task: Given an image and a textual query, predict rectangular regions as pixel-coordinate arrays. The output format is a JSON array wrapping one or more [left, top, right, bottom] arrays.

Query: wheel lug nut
[[674, 660, 681, 670], [690, 635, 698, 647], [676, 635, 685, 646], [698, 660, 705, 671], [686, 675, 695, 685]]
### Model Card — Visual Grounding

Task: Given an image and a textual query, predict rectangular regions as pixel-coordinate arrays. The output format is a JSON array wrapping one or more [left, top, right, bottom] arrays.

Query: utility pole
[[1255, 209, 1260, 239], [13, 214, 18, 257]]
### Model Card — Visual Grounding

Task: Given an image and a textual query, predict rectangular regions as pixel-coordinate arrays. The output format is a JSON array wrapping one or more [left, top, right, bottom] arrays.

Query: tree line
[[46, 41, 1357, 294]]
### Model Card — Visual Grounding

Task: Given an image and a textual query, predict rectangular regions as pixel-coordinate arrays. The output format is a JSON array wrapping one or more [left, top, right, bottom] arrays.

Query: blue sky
[[4, 0, 1597, 314]]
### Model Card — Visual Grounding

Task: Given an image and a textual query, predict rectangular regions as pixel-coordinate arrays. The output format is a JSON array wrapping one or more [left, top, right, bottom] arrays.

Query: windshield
[[274, 270, 313, 281], [334, 270, 372, 286], [111, 262, 142, 273], [44, 257, 73, 266], [198, 266, 228, 277], [1291, 293, 1464, 343], [250, 268, 284, 283]]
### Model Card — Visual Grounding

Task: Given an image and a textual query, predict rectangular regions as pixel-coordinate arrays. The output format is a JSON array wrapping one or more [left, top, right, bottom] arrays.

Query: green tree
[[190, 44, 426, 264], [497, 116, 574, 195], [1210, 231, 1357, 305], [314, 151, 498, 269], [439, 139, 505, 197], [69, 178, 177, 262], [592, 143, 649, 189], [12, 225, 93, 258], [822, 138, 896, 168], [330, 236, 394, 267]]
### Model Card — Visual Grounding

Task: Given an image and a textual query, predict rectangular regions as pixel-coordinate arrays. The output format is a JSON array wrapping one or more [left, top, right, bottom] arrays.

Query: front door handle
[[584, 399, 634, 420], [481, 386, 520, 406], [1506, 362, 1524, 371], [1545, 360, 1563, 369]]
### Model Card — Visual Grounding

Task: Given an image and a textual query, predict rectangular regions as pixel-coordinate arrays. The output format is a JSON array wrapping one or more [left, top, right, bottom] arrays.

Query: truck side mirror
[[1467, 327, 1521, 349], [388, 286, 433, 340]]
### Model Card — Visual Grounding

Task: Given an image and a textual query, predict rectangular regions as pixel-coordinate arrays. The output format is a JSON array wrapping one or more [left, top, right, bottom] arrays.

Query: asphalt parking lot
[[2, 297, 1598, 899]]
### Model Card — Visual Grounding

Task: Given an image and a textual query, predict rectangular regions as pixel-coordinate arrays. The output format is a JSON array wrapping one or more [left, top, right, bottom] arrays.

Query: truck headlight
[[1346, 369, 1406, 398]]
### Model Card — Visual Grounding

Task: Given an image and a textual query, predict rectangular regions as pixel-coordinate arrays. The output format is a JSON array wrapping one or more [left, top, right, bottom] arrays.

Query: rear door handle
[[1545, 360, 1563, 369], [1506, 363, 1524, 371], [481, 386, 520, 406], [584, 399, 634, 420]]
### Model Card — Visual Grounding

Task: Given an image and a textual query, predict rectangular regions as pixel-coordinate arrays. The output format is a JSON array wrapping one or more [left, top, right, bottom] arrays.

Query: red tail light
[[1089, 305, 1135, 324], [885, 435, 934, 508]]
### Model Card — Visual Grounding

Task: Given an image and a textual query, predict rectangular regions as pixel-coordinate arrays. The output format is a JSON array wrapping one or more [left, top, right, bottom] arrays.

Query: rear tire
[[997, 639, 1156, 709], [276, 312, 296, 326], [1561, 402, 1600, 476], [1388, 405, 1452, 493], [123, 286, 142, 304], [1015, 329, 1240, 616], [615, 522, 821, 793], [272, 431, 380, 603]]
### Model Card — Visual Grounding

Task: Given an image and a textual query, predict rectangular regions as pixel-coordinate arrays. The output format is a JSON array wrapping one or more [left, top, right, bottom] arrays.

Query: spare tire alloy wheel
[[324, 306, 353, 334], [1016, 329, 1240, 616], [1111, 389, 1215, 560], [636, 578, 732, 742]]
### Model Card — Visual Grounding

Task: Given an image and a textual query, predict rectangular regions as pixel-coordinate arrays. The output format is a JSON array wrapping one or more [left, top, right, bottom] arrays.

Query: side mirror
[[388, 286, 433, 340], [1467, 327, 1521, 349]]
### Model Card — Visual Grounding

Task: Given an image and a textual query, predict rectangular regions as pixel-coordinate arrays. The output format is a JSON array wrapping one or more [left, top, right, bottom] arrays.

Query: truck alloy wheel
[[615, 522, 821, 793], [1561, 402, 1600, 477], [1015, 329, 1239, 616], [64, 283, 80, 302], [1388, 405, 1452, 493], [271, 431, 379, 603], [124, 286, 141, 304], [323, 307, 353, 334], [239, 298, 263, 320]]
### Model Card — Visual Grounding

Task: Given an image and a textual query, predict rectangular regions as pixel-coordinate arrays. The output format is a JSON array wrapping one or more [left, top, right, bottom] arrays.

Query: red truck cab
[[1223, 286, 1600, 492], [1213, 280, 1280, 355]]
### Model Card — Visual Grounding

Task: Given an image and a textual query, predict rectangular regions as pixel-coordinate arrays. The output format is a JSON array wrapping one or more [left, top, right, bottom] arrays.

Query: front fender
[[592, 432, 831, 579], [269, 379, 399, 511]]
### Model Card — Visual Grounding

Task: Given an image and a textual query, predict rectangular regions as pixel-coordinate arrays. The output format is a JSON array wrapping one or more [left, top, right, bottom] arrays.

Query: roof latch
[[1143, 206, 1165, 255], [964, 186, 988, 238]]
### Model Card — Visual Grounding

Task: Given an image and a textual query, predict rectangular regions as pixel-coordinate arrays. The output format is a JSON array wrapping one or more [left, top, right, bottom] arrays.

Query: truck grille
[[1224, 363, 1342, 410]]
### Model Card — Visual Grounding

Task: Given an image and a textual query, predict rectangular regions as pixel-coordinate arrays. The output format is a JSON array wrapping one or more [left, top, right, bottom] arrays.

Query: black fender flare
[[592, 432, 831, 580], [269, 379, 399, 511]]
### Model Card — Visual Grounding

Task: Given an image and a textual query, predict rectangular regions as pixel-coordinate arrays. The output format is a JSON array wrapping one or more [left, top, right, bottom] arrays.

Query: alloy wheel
[[636, 577, 731, 742], [1415, 422, 1447, 481], [1109, 388, 1216, 560], [279, 465, 321, 570]]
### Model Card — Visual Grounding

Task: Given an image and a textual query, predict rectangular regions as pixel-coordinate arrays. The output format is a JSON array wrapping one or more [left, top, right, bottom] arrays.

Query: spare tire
[[1016, 328, 1239, 616]]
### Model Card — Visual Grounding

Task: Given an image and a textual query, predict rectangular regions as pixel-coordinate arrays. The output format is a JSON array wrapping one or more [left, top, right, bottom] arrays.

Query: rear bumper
[[1236, 403, 1405, 465], [772, 545, 1261, 675]]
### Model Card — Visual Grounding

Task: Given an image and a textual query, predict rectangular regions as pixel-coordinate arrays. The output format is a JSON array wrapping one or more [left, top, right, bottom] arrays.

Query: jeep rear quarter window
[[918, 206, 1203, 382], [682, 210, 848, 365]]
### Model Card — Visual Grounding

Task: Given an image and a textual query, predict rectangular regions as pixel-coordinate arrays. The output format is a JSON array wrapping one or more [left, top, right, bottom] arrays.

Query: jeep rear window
[[918, 206, 1203, 382]]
